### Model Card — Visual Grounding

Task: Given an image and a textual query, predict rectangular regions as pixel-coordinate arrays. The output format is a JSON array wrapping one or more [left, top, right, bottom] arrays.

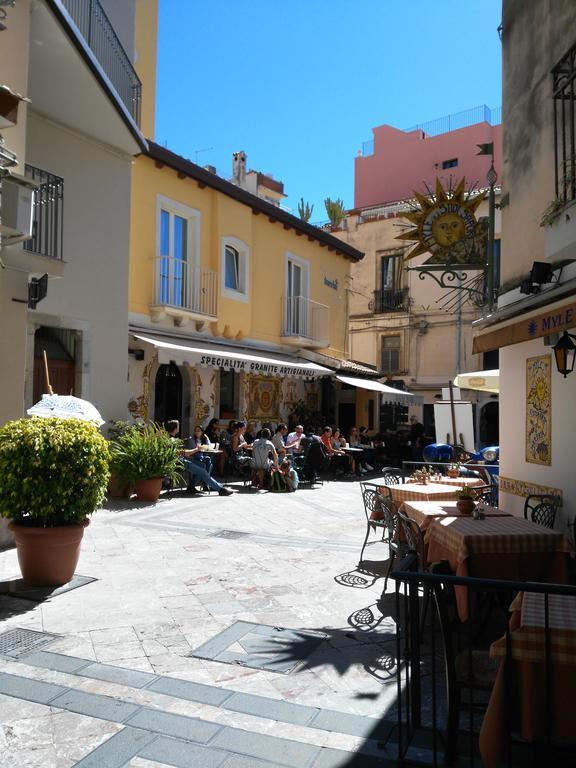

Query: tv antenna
[[193, 147, 214, 163]]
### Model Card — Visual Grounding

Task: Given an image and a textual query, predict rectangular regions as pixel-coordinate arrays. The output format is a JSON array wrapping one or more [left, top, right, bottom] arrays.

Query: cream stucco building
[[0, 0, 155, 547], [473, 0, 576, 527]]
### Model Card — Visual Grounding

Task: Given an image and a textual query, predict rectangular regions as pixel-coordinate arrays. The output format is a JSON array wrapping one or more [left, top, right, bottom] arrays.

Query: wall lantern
[[552, 331, 576, 377]]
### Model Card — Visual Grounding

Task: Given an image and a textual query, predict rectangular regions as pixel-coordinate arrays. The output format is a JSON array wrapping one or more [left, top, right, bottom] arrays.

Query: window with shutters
[[381, 335, 401, 374]]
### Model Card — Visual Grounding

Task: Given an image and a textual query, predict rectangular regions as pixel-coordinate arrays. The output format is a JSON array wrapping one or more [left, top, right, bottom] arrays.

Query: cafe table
[[479, 591, 576, 768], [398, 500, 510, 534], [425, 515, 572, 621], [377, 481, 463, 505], [406, 475, 484, 488]]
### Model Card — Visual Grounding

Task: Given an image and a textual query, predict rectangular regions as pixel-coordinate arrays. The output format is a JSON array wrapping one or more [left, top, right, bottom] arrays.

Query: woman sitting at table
[[349, 426, 375, 474], [190, 424, 213, 476], [332, 427, 357, 475], [321, 426, 352, 476], [231, 421, 253, 473]]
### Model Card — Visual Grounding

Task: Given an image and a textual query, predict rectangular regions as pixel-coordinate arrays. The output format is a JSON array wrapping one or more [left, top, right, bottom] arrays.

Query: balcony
[[151, 258, 218, 327], [61, 0, 142, 124], [24, 164, 64, 261], [281, 296, 329, 349], [371, 287, 409, 313]]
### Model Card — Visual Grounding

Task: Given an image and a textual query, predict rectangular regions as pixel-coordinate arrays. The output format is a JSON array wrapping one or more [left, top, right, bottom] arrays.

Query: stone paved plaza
[[0, 478, 400, 768]]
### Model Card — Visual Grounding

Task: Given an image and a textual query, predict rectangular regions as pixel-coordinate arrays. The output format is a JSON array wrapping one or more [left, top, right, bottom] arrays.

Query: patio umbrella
[[27, 394, 105, 426], [453, 369, 499, 394]]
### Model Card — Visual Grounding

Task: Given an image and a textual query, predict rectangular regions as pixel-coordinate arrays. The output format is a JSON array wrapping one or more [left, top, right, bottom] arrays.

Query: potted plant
[[110, 424, 183, 502], [447, 462, 460, 479], [106, 420, 136, 498], [0, 417, 110, 586], [454, 484, 476, 515]]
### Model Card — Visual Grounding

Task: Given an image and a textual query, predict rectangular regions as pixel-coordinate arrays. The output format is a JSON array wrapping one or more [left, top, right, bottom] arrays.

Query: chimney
[[232, 151, 247, 187]]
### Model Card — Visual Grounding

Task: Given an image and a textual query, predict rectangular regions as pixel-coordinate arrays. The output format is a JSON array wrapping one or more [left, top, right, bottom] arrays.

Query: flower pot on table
[[456, 499, 475, 515]]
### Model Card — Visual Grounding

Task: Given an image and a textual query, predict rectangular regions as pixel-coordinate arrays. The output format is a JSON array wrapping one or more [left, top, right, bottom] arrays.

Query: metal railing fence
[[24, 164, 64, 261]]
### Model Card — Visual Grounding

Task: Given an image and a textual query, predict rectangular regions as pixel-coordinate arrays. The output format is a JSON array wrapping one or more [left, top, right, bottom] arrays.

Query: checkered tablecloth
[[385, 482, 461, 504], [405, 476, 484, 488], [491, 592, 576, 665], [426, 514, 570, 566], [400, 500, 509, 532]]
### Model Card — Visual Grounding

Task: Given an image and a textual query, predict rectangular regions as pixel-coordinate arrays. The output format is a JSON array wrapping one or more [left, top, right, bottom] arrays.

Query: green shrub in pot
[[0, 417, 110, 527], [110, 423, 184, 488], [0, 417, 111, 586]]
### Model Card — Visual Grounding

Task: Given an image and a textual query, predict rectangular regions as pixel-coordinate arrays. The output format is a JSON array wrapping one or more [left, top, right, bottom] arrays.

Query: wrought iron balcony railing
[[62, 0, 142, 125], [153, 257, 218, 318], [371, 287, 409, 312], [282, 295, 329, 344], [24, 164, 64, 261]]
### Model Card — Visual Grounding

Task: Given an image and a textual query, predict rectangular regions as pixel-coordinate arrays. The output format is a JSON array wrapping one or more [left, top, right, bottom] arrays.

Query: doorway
[[33, 327, 77, 401], [154, 363, 183, 428]]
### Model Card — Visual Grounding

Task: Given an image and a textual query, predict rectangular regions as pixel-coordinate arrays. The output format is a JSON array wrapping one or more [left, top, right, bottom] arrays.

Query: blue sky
[[155, 0, 502, 222]]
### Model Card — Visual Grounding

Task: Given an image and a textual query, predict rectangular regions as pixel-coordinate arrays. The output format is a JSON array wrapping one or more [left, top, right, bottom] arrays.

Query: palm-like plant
[[298, 198, 314, 222], [324, 197, 346, 229]]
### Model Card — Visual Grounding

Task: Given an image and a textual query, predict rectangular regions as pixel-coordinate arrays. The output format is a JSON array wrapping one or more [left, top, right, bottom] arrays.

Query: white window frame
[[284, 251, 310, 300], [284, 251, 311, 336], [221, 236, 249, 302], [155, 195, 201, 307]]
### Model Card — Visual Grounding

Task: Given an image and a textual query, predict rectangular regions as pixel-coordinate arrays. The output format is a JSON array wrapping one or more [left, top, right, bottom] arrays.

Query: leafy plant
[[0, 417, 110, 527], [289, 399, 323, 431], [324, 197, 346, 229], [454, 484, 475, 500], [110, 424, 183, 486], [106, 420, 135, 442], [297, 198, 314, 222]]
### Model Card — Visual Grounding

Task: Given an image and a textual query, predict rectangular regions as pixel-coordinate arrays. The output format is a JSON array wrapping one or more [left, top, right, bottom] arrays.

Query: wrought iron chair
[[379, 466, 403, 484], [524, 494, 561, 529], [358, 485, 400, 589], [470, 483, 497, 506], [396, 509, 432, 629]]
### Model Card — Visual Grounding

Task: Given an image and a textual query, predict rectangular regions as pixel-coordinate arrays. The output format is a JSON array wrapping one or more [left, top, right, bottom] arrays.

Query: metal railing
[[371, 287, 409, 313], [153, 257, 218, 317], [61, 0, 142, 124], [390, 553, 576, 766], [24, 164, 64, 260], [282, 295, 329, 343], [360, 105, 502, 154]]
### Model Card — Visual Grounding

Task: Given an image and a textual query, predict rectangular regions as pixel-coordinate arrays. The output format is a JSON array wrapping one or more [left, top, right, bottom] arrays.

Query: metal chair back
[[379, 467, 403, 484], [396, 509, 427, 569], [524, 494, 560, 529]]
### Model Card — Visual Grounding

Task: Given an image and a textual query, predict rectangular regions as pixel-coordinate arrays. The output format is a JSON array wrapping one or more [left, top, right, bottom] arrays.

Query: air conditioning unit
[[0, 172, 37, 241]]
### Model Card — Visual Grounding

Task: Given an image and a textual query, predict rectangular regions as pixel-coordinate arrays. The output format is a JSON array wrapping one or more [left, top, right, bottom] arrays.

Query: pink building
[[354, 106, 502, 209]]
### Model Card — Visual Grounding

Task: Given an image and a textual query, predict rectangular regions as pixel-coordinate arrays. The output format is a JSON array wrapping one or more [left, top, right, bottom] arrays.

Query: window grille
[[553, 42, 576, 202]]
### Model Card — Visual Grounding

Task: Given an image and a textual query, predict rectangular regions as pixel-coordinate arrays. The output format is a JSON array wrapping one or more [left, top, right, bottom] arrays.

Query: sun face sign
[[397, 178, 486, 263]]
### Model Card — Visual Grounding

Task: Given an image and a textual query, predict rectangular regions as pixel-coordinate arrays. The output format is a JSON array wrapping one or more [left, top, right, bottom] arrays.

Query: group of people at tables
[[166, 419, 382, 495]]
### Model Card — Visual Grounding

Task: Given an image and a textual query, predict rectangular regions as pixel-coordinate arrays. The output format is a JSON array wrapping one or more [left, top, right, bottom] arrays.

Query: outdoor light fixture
[[552, 331, 576, 377], [519, 261, 554, 295]]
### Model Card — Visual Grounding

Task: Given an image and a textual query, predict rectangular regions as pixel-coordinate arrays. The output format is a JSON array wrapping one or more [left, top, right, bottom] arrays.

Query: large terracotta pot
[[134, 477, 163, 502], [456, 498, 475, 515], [8, 520, 88, 586]]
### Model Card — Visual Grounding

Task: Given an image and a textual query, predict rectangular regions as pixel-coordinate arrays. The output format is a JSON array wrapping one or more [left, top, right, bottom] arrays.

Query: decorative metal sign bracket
[[406, 264, 487, 312]]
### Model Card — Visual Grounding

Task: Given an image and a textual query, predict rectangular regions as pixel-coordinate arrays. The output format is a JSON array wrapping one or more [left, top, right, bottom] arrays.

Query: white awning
[[134, 334, 332, 379], [336, 375, 423, 405], [453, 369, 499, 393]]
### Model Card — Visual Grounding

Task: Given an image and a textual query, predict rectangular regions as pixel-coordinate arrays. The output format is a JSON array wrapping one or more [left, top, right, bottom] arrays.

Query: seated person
[[331, 427, 355, 474], [204, 418, 220, 445], [286, 424, 304, 455], [165, 420, 233, 496], [251, 428, 279, 488], [320, 426, 350, 475], [189, 424, 213, 476], [281, 456, 299, 492], [272, 424, 288, 459], [350, 426, 375, 473], [244, 420, 258, 444]]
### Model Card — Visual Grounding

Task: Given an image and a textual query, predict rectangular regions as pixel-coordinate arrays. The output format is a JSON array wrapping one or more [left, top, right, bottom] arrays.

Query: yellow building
[[127, 144, 365, 433]]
